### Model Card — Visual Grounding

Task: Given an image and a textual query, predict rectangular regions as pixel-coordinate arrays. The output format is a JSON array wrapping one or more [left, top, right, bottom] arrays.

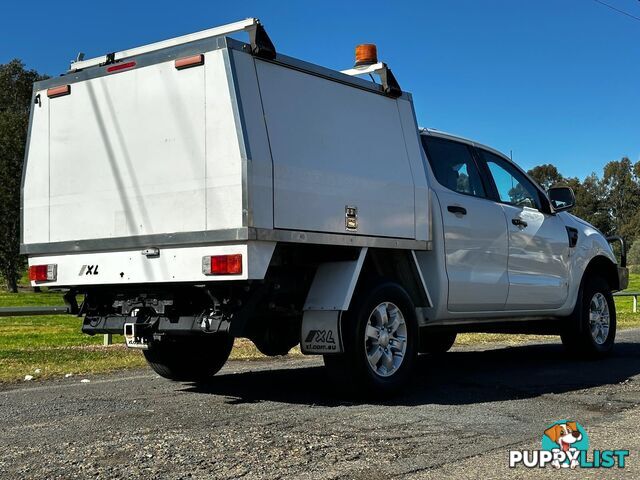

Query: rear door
[[477, 149, 570, 310], [422, 136, 509, 312], [44, 49, 243, 244]]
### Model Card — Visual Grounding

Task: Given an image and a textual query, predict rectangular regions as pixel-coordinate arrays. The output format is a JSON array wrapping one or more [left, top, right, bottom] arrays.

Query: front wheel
[[561, 275, 616, 357], [143, 334, 234, 381], [324, 280, 418, 396]]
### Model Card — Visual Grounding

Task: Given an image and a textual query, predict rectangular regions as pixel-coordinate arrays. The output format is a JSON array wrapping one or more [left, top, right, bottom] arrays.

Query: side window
[[479, 150, 541, 210], [422, 137, 486, 198]]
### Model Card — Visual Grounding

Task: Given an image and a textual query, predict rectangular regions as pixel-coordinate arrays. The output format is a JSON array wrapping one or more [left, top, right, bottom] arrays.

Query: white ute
[[22, 19, 628, 395]]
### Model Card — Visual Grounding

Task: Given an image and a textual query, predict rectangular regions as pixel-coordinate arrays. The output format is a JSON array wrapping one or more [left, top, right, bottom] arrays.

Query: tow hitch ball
[[124, 323, 150, 350]]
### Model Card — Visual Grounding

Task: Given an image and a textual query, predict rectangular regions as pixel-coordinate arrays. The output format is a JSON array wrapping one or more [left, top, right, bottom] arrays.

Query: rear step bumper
[[82, 315, 226, 336]]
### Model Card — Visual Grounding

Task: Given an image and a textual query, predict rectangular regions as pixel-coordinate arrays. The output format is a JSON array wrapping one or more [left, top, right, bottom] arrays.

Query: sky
[[1, 0, 638, 179]]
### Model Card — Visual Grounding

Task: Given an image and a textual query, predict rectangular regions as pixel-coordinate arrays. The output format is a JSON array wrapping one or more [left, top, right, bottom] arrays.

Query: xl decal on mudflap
[[300, 311, 343, 354]]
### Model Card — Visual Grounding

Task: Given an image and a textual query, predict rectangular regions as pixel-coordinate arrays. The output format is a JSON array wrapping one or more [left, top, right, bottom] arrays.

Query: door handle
[[447, 205, 467, 215], [512, 218, 528, 228]]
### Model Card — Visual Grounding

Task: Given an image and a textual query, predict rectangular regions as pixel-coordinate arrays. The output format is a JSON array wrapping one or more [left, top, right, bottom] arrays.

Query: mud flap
[[300, 248, 367, 354], [300, 310, 343, 354]]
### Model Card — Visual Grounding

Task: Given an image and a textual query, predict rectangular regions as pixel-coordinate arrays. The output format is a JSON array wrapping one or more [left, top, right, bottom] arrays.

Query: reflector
[[175, 54, 205, 70], [47, 85, 70, 98]]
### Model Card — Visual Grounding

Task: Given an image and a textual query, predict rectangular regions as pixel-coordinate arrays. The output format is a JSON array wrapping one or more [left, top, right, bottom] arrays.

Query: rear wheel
[[324, 280, 418, 396], [561, 275, 616, 357], [421, 331, 457, 354], [143, 334, 234, 381]]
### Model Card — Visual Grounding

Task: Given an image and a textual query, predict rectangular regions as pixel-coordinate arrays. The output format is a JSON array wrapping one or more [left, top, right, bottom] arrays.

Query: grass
[[0, 309, 288, 383], [1, 274, 639, 383], [0, 286, 285, 382], [0, 289, 69, 307]]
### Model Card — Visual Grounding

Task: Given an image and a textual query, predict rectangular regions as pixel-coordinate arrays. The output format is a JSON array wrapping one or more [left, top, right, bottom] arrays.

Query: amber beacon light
[[354, 44, 378, 67]]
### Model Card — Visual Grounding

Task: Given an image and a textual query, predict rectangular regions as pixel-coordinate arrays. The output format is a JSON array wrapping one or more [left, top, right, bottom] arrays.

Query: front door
[[479, 149, 570, 310]]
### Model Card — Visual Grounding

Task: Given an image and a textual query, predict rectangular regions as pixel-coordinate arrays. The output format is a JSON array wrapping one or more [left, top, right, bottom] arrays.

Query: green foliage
[[528, 164, 564, 190], [528, 157, 640, 243], [0, 60, 47, 292], [627, 241, 640, 273]]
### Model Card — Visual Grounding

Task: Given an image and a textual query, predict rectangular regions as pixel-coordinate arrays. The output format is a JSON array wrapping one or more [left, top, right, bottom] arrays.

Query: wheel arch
[[355, 248, 432, 309], [300, 247, 432, 354], [582, 255, 621, 292]]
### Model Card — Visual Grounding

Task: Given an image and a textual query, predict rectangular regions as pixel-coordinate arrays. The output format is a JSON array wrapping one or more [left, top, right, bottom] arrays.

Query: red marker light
[[202, 254, 243, 275], [106, 61, 136, 73]]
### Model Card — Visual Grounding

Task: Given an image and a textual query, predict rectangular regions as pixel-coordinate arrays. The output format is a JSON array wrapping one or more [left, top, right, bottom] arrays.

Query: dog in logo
[[544, 421, 583, 469]]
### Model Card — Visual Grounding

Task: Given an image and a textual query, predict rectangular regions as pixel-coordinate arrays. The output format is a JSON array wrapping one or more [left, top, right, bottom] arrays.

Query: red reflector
[[29, 264, 57, 282], [175, 54, 204, 70], [47, 85, 70, 98], [202, 254, 242, 275], [106, 61, 136, 73]]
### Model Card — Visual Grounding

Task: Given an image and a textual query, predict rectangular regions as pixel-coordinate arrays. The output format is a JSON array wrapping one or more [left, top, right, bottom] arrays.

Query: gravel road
[[1, 330, 640, 479]]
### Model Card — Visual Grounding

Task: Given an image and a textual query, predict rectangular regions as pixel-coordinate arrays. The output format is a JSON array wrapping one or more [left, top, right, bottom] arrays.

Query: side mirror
[[548, 186, 576, 212]]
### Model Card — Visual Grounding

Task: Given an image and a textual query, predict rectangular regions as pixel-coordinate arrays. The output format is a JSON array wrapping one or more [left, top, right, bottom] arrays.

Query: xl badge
[[79, 265, 100, 276]]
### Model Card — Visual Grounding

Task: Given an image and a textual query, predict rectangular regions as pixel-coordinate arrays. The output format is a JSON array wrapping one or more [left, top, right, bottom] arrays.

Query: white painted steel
[[69, 18, 258, 71], [23, 92, 50, 244], [303, 248, 368, 311], [255, 59, 419, 239], [435, 186, 510, 312], [229, 49, 274, 229], [35, 50, 242, 244], [28, 241, 276, 287], [397, 100, 430, 241], [340, 62, 385, 76], [501, 205, 570, 310], [203, 51, 245, 231]]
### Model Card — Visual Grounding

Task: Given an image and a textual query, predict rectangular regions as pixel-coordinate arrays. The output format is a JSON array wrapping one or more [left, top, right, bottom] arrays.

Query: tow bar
[[124, 323, 150, 350]]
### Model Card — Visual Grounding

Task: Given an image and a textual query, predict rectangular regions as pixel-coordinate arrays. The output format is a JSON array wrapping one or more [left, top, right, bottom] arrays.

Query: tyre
[[324, 280, 418, 396], [143, 334, 234, 381], [421, 331, 457, 354], [561, 275, 616, 357], [250, 317, 300, 356]]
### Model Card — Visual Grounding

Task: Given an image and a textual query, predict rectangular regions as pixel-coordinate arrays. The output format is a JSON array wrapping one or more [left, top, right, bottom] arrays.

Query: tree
[[528, 164, 564, 191], [0, 60, 47, 292], [627, 239, 640, 274], [569, 174, 613, 236], [600, 157, 640, 240]]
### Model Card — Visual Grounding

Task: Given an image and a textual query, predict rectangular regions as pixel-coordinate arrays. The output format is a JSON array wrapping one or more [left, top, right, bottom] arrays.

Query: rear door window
[[421, 136, 486, 198]]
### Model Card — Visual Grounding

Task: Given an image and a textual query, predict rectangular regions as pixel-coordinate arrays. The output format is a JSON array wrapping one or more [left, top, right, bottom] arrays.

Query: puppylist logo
[[509, 420, 629, 469]]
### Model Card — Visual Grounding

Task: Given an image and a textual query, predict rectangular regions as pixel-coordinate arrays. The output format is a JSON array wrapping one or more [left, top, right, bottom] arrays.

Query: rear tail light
[[29, 264, 57, 282], [202, 254, 242, 275]]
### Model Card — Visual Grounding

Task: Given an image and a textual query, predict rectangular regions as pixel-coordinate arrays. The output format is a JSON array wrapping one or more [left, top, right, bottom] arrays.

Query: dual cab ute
[[22, 19, 628, 395]]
